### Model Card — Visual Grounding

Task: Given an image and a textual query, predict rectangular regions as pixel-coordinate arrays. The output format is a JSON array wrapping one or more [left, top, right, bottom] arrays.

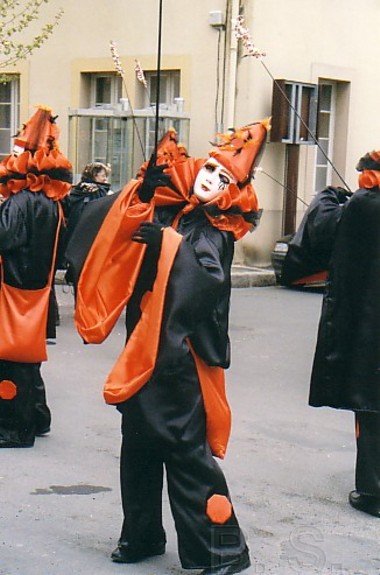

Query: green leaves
[[0, 0, 63, 73]]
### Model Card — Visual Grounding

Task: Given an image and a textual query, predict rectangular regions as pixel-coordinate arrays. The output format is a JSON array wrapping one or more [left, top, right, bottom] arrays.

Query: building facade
[[1, 0, 379, 264]]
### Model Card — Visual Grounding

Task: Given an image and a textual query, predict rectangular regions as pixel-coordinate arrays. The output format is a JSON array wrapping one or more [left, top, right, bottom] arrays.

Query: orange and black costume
[[67, 122, 268, 570], [0, 107, 72, 448]]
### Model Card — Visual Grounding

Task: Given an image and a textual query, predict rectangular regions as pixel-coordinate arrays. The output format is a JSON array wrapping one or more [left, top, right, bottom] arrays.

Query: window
[[140, 70, 181, 157], [71, 70, 188, 189], [89, 74, 122, 165], [270, 80, 317, 144], [90, 74, 122, 108], [143, 70, 180, 108], [0, 77, 20, 161], [314, 82, 336, 192]]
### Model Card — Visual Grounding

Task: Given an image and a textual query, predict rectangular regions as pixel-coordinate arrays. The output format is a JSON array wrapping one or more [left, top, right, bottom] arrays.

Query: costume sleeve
[[282, 186, 350, 284], [306, 186, 350, 253], [0, 197, 27, 252]]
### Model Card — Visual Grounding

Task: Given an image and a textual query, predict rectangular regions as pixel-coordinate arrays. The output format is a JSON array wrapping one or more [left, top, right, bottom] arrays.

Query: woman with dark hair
[[64, 162, 112, 248]]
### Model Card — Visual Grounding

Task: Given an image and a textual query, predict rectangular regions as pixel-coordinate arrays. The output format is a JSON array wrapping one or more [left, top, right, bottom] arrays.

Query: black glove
[[139, 154, 171, 202], [334, 187, 353, 204], [132, 222, 164, 248]]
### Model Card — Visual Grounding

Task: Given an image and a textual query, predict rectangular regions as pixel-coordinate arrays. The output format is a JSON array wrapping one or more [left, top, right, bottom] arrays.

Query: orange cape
[[75, 180, 231, 458]]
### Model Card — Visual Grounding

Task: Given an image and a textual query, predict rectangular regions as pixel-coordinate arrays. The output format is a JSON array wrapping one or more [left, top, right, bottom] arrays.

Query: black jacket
[[127, 205, 234, 370], [0, 190, 61, 339], [0, 190, 60, 288], [309, 186, 380, 412], [65, 197, 234, 369], [64, 180, 110, 250]]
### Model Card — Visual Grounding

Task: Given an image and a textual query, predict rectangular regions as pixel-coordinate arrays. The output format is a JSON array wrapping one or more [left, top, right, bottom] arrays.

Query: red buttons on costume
[[206, 494, 232, 524], [0, 380, 17, 400]]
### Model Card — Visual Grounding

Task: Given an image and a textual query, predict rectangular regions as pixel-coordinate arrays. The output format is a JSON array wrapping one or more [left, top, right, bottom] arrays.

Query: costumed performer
[[309, 150, 380, 518], [66, 119, 269, 574], [0, 106, 72, 448]]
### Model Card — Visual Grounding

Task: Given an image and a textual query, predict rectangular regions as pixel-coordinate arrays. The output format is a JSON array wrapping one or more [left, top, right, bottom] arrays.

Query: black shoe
[[0, 439, 34, 448], [349, 490, 380, 518], [35, 427, 50, 437], [201, 549, 251, 575], [111, 540, 166, 563]]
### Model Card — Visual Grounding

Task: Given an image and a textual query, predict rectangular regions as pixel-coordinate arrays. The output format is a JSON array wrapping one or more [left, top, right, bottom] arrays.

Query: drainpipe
[[225, 0, 240, 129]]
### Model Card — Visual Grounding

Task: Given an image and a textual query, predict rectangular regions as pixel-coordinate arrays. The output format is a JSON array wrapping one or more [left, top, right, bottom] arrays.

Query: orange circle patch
[[206, 494, 232, 524], [0, 380, 17, 400]]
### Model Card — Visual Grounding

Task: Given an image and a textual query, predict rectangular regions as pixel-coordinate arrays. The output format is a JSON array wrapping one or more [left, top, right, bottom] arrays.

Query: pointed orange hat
[[208, 118, 271, 184], [0, 105, 72, 201], [13, 105, 60, 155]]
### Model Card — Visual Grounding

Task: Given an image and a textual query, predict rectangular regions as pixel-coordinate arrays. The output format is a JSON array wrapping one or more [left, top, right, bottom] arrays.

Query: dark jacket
[[65, 197, 234, 369], [0, 189, 61, 338], [309, 186, 380, 412], [64, 180, 110, 249], [281, 186, 351, 285], [127, 205, 234, 370]]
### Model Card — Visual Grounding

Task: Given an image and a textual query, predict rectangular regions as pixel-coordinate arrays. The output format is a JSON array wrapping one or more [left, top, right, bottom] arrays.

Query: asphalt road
[[1, 286, 378, 575]]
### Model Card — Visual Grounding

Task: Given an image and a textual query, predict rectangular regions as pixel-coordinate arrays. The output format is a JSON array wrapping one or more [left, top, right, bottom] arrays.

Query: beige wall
[[4, 0, 380, 264], [235, 0, 380, 263]]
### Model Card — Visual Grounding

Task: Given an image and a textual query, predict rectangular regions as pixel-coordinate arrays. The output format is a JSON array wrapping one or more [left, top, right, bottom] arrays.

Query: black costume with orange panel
[[0, 107, 72, 448], [309, 154, 380, 507], [68, 122, 269, 570]]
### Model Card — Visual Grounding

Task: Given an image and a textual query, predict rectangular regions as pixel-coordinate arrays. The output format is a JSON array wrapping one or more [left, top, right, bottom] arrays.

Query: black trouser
[[118, 354, 247, 569], [0, 361, 51, 447], [355, 411, 380, 497]]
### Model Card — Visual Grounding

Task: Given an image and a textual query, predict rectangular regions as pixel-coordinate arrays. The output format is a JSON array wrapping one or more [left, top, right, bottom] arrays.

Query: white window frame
[[89, 74, 121, 163], [144, 70, 180, 108], [314, 81, 337, 192], [0, 77, 20, 159], [90, 73, 121, 107]]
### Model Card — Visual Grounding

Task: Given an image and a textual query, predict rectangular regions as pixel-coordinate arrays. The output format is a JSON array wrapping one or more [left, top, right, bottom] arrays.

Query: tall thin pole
[[154, 0, 163, 161]]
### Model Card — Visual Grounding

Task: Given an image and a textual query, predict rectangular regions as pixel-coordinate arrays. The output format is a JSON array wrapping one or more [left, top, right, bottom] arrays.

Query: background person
[[63, 162, 112, 249]]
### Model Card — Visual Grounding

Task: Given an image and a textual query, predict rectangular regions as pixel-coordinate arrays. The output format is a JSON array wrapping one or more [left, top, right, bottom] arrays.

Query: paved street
[[1, 286, 378, 575]]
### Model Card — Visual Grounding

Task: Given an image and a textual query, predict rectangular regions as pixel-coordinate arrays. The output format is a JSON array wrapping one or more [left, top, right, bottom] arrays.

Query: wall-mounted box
[[208, 11, 225, 28]]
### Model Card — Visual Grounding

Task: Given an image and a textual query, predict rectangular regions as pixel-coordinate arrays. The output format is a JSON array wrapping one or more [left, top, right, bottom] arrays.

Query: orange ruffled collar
[[0, 149, 72, 201], [149, 157, 260, 240], [358, 170, 380, 190]]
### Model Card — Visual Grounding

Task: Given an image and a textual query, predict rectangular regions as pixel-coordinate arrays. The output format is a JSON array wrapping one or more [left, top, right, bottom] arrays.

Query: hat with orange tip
[[0, 105, 72, 201], [208, 118, 271, 185]]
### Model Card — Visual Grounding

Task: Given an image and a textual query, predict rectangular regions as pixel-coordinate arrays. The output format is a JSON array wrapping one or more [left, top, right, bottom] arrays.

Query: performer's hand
[[132, 222, 164, 248], [334, 187, 353, 204], [138, 154, 171, 202]]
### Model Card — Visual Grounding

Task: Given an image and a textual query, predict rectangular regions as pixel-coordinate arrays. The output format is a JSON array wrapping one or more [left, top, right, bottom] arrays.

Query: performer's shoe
[[0, 439, 34, 448], [111, 540, 166, 563], [201, 549, 251, 575], [349, 490, 380, 518], [35, 427, 50, 437]]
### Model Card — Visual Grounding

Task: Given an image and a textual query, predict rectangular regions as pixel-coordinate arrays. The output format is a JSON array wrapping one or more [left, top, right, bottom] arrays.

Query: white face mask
[[193, 159, 236, 203], [12, 144, 24, 157]]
